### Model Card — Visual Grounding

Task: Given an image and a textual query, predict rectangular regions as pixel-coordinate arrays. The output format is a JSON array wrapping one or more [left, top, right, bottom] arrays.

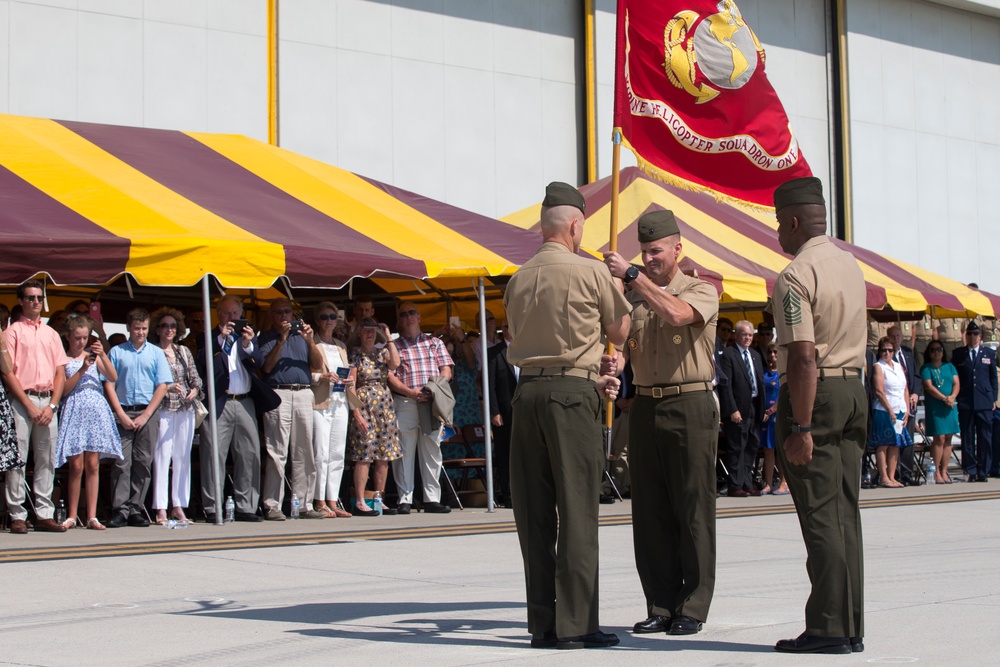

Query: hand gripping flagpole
[[604, 129, 624, 501]]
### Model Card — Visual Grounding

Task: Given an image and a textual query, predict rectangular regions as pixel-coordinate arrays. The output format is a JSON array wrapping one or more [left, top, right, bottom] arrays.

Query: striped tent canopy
[[0, 113, 539, 291], [503, 167, 999, 318]]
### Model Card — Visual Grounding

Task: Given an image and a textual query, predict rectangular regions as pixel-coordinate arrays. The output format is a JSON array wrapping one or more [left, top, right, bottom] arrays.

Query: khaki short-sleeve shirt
[[866, 318, 888, 349], [773, 236, 866, 374], [505, 242, 632, 373], [937, 317, 963, 344], [913, 314, 935, 343], [626, 270, 718, 385]]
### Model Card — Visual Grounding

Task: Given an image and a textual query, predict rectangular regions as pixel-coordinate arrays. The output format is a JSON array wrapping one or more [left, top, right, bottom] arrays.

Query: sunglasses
[[929, 347, 944, 353], [317, 313, 338, 321], [273, 308, 293, 315], [159, 322, 177, 329], [22, 295, 44, 303], [879, 348, 894, 354], [399, 309, 419, 317]]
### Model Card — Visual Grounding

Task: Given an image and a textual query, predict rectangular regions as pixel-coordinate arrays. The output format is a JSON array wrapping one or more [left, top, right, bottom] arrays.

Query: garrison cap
[[773, 177, 826, 212], [966, 321, 981, 334], [637, 209, 679, 242], [543, 181, 586, 214]]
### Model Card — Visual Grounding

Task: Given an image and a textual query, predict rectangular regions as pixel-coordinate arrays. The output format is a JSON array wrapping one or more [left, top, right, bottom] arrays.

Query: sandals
[[155, 516, 169, 526], [61, 517, 77, 530], [87, 518, 106, 530], [170, 513, 190, 526]]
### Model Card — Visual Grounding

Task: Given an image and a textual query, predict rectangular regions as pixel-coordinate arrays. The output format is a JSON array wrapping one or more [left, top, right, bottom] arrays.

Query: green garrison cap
[[773, 177, 826, 212], [543, 181, 586, 214], [637, 209, 679, 242]]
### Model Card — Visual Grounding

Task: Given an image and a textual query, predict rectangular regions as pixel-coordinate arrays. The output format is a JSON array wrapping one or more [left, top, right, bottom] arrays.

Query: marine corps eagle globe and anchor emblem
[[663, 0, 765, 105]]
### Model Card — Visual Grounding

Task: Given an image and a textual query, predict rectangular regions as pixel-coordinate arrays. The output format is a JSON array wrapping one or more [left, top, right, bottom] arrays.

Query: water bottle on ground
[[373, 491, 383, 516], [290, 493, 300, 519], [926, 461, 936, 485], [224, 496, 235, 522], [55, 499, 67, 525]]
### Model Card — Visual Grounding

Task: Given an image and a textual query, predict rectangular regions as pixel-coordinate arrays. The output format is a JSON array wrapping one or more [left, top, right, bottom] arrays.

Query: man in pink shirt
[[1, 280, 69, 534], [388, 301, 454, 514]]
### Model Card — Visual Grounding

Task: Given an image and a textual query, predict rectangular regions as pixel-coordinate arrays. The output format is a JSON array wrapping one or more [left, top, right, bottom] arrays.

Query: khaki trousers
[[6, 395, 58, 521], [263, 388, 314, 512]]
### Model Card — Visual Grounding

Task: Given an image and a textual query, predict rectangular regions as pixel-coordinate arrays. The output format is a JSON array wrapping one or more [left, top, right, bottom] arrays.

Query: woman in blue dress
[[56, 316, 122, 529], [920, 341, 959, 483], [759, 343, 789, 494], [869, 337, 913, 487]]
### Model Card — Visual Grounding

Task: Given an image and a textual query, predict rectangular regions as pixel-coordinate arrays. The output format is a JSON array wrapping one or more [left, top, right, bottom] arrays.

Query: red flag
[[614, 0, 812, 210]]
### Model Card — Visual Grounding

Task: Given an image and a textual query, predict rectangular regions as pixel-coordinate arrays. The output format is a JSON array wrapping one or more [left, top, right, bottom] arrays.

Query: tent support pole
[[202, 276, 223, 526], [478, 278, 495, 512]]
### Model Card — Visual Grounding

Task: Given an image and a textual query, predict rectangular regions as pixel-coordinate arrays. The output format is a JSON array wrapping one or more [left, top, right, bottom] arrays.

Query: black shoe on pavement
[[127, 513, 150, 527], [632, 615, 671, 634], [850, 636, 864, 653], [530, 631, 557, 649], [774, 633, 851, 654], [105, 513, 128, 528], [556, 631, 620, 650], [396, 503, 411, 515], [204, 513, 219, 523], [423, 501, 451, 514], [669, 615, 703, 635], [235, 512, 263, 522]]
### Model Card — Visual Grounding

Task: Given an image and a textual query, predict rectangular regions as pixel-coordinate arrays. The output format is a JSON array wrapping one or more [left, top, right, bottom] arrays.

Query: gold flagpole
[[604, 130, 623, 498]]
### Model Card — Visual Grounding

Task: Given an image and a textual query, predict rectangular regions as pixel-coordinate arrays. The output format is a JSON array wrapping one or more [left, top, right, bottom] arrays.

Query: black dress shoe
[[423, 501, 451, 514], [728, 489, 750, 498], [978, 475, 989, 482], [382, 506, 398, 516], [128, 513, 150, 527], [850, 636, 864, 653], [204, 513, 219, 523], [556, 630, 620, 649], [669, 615, 703, 635], [774, 633, 851, 654], [530, 631, 557, 649], [749, 488, 763, 496], [599, 495, 616, 504], [632, 615, 671, 634], [105, 513, 128, 528], [235, 512, 263, 522], [351, 505, 378, 517], [396, 503, 411, 515]]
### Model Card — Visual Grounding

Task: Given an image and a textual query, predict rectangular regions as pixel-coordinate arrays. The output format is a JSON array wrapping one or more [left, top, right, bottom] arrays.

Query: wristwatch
[[622, 265, 640, 285], [791, 423, 812, 433], [48, 403, 58, 412]]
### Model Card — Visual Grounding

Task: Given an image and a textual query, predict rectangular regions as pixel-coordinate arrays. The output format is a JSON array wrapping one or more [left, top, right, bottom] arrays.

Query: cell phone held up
[[230, 318, 251, 334], [289, 320, 304, 333]]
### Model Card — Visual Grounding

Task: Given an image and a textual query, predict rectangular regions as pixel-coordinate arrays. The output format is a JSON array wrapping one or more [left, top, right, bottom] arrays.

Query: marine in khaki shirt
[[603, 209, 720, 637], [504, 181, 630, 650], [770, 177, 868, 655]]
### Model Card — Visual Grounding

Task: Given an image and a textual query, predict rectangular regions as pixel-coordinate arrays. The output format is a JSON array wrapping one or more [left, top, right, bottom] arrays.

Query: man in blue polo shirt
[[104, 308, 173, 527]]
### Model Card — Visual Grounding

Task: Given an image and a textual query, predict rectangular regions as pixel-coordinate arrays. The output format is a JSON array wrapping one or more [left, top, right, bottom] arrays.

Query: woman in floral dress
[[56, 316, 122, 529], [0, 334, 23, 474], [347, 319, 401, 516]]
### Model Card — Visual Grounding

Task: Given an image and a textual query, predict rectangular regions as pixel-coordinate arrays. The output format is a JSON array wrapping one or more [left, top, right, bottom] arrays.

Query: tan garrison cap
[[773, 177, 825, 212], [637, 209, 679, 242], [543, 181, 586, 214]]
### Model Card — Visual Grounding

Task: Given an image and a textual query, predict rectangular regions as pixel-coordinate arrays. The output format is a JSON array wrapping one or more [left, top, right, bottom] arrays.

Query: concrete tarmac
[[2, 482, 998, 665]]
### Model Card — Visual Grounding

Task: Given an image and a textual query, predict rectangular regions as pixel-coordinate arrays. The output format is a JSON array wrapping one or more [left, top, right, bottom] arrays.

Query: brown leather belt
[[25, 390, 52, 398], [273, 384, 310, 391], [226, 393, 249, 401], [636, 382, 714, 398], [519, 367, 598, 382]]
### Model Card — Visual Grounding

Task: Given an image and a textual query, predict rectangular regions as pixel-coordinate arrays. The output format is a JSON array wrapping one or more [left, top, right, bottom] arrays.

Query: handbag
[[193, 398, 209, 429]]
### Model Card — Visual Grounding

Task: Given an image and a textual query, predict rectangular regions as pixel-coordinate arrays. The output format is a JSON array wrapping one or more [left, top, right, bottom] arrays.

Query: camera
[[289, 320, 304, 333]]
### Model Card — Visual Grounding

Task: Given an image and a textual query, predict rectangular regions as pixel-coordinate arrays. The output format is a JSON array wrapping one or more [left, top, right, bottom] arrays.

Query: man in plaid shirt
[[388, 301, 454, 514]]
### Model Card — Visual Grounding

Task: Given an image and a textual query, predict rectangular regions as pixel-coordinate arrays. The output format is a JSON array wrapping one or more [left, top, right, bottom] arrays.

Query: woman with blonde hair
[[55, 315, 122, 529], [150, 307, 203, 525], [311, 301, 355, 517]]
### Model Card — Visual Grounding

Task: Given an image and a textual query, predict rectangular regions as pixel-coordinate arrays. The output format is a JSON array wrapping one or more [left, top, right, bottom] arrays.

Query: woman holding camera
[[55, 316, 121, 529], [311, 301, 355, 517]]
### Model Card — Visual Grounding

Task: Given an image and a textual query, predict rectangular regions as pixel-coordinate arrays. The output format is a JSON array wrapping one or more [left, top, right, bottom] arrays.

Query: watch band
[[791, 423, 812, 433], [48, 403, 58, 411], [623, 266, 640, 285]]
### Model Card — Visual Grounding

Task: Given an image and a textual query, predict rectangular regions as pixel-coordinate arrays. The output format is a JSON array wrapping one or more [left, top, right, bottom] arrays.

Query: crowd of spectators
[[0, 282, 509, 534]]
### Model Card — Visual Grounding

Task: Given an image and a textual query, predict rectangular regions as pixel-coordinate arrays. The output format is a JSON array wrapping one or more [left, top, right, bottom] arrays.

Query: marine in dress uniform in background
[[603, 210, 720, 637], [504, 181, 631, 650], [770, 178, 868, 655]]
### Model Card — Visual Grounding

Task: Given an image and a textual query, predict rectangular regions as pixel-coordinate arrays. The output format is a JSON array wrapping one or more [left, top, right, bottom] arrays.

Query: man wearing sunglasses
[[2, 280, 69, 533]]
